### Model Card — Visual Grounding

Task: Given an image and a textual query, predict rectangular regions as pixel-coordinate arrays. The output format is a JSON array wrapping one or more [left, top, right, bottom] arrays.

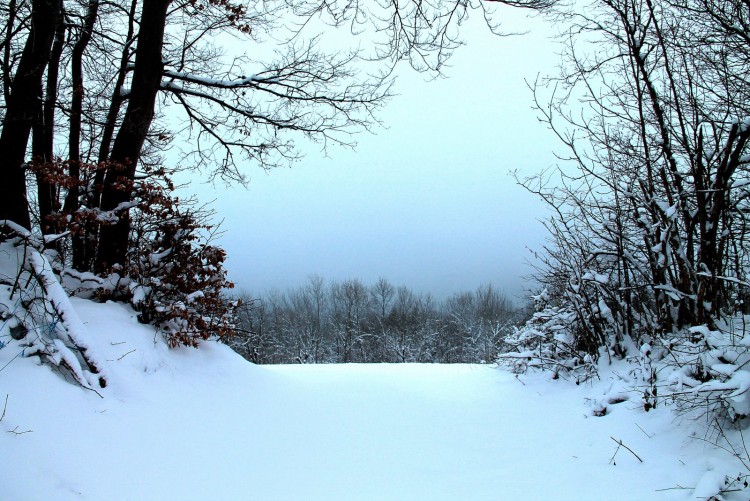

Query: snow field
[[0, 299, 742, 500]]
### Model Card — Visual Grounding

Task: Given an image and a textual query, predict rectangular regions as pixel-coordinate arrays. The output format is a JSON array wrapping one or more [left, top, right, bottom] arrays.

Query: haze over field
[[186, 12, 558, 299]]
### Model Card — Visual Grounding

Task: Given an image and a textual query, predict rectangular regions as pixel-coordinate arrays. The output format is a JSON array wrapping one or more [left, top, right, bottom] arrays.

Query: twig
[[692, 418, 750, 474], [81, 384, 104, 399], [635, 422, 654, 438], [117, 349, 135, 360], [0, 394, 7, 422], [7, 426, 32, 435], [654, 485, 692, 492], [0, 349, 24, 372], [610, 441, 620, 465], [610, 436, 644, 463]]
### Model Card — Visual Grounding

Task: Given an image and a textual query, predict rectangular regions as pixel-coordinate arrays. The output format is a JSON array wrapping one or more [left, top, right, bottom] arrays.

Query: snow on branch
[[0, 223, 106, 392], [162, 69, 278, 88]]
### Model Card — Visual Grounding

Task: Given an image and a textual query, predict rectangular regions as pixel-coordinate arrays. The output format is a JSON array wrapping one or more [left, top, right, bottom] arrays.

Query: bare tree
[[1, 0, 557, 272], [520, 0, 750, 358]]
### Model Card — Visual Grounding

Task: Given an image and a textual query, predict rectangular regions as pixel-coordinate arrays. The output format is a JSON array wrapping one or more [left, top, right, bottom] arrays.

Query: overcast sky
[[189, 10, 561, 302]]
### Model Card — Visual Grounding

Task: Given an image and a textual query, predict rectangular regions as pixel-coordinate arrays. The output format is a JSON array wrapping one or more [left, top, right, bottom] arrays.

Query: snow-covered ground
[[0, 299, 744, 500]]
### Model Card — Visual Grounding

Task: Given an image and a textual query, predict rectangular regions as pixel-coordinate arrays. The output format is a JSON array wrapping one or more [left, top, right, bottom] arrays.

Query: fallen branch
[[610, 436, 644, 463], [635, 422, 654, 438], [110, 349, 136, 361], [7, 426, 32, 435], [654, 485, 693, 492]]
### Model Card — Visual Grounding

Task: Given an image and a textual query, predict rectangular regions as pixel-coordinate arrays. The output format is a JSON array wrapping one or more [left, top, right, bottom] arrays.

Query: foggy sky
[[189, 11, 560, 302]]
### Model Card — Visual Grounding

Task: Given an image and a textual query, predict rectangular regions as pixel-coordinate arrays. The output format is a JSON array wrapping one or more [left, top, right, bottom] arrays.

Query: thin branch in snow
[[610, 436, 644, 464], [654, 486, 694, 492], [108, 349, 136, 362], [7, 426, 32, 435], [0, 349, 24, 373], [0, 394, 7, 422], [635, 422, 654, 439]]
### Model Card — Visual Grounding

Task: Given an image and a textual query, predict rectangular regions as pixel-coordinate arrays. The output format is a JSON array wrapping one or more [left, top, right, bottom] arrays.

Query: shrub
[[99, 170, 240, 348]]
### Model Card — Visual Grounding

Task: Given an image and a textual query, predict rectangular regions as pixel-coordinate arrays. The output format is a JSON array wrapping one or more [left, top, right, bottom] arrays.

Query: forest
[[228, 279, 521, 364]]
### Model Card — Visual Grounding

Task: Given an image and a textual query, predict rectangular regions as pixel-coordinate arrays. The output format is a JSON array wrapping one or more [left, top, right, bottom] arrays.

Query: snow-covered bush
[[499, 289, 598, 383], [31, 164, 240, 350], [0, 221, 106, 390], [504, 284, 750, 429], [502, 288, 750, 426], [95, 174, 240, 348], [653, 321, 750, 423]]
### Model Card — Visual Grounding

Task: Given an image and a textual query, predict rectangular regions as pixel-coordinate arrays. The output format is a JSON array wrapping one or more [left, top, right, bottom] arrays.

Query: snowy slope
[[0, 298, 744, 500]]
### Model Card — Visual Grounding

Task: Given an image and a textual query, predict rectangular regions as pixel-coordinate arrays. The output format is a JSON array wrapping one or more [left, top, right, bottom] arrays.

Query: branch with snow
[[0, 223, 106, 392]]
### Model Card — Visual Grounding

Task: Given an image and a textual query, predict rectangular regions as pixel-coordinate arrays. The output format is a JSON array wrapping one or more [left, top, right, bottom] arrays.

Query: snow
[[693, 470, 728, 500], [162, 69, 266, 88], [582, 271, 610, 284], [0, 299, 747, 500], [42, 231, 70, 245]]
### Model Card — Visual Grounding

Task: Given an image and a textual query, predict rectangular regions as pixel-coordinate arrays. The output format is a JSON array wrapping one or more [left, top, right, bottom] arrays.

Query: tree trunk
[[67, 0, 100, 270], [32, 0, 66, 237], [1, 0, 17, 103], [82, 0, 137, 272], [65, 0, 100, 214], [95, 0, 171, 273], [0, 0, 61, 229]]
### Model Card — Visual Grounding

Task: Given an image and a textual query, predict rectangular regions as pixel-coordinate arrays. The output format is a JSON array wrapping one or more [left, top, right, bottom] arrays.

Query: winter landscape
[[3, 0, 750, 500], [0, 296, 747, 500]]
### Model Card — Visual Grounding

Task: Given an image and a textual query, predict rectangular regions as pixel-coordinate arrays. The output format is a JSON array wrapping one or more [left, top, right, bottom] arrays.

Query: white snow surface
[[0, 299, 746, 500]]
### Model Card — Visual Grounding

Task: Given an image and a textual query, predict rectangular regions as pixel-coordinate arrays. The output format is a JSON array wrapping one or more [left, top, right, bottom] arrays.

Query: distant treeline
[[227, 277, 527, 364]]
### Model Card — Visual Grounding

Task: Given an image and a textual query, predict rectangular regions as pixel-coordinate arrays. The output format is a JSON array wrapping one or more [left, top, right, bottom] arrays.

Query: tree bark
[[1, 0, 17, 103], [0, 0, 61, 229], [32, 0, 66, 237], [95, 0, 171, 272], [66, 0, 100, 269], [65, 0, 100, 214]]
